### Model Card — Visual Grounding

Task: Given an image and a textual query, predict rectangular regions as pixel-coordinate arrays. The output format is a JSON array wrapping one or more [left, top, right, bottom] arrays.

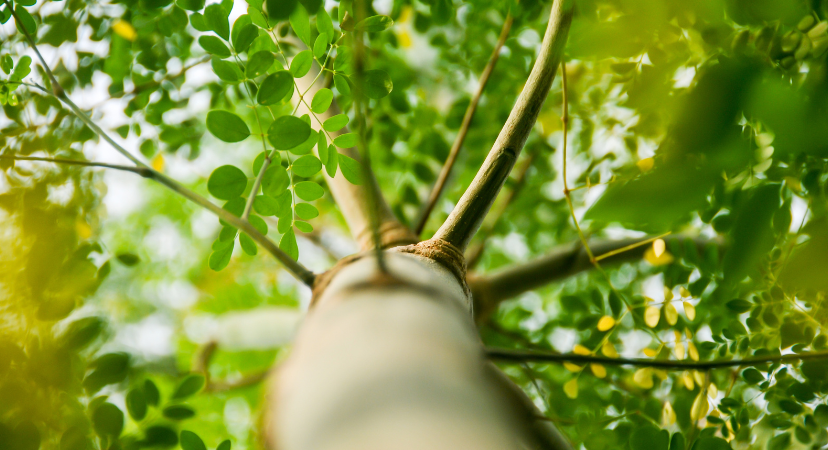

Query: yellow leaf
[[113, 20, 137, 41], [653, 238, 666, 258], [397, 30, 412, 48], [564, 378, 579, 399], [564, 362, 583, 372], [682, 371, 695, 390], [684, 301, 696, 321], [573, 344, 591, 355], [663, 286, 674, 301], [662, 402, 677, 426], [674, 342, 686, 360], [643, 348, 659, 357], [688, 341, 699, 361], [679, 286, 691, 298], [76, 219, 92, 239], [685, 328, 693, 339], [602, 341, 619, 358], [645, 306, 660, 328], [644, 247, 674, 266], [152, 154, 165, 172], [597, 315, 616, 332], [664, 303, 678, 326], [591, 363, 607, 378], [673, 330, 682, 341], [633, 368, 654, 389], [654, 369, 668, 380], [693, 370, 705, 386], [690, 392, 709, 422], [709, 383, 719, 398], [636, 157, 654, 172]]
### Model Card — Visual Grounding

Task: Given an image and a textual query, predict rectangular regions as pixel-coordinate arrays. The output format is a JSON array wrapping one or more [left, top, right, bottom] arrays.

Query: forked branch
[[413, 13, 514, 236], [6, 4, 315, 286], [432, 0, 573, 251]]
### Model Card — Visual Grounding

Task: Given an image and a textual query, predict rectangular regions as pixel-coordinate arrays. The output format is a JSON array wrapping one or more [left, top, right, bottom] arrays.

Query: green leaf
[[779, 222, 828, 292], [294, 181, 324, 200], [1, 55, 12, 74], [289, 129, 318, 155], [669, 433, 685, 450], [295, 203, 318, 219], [722, 184, 781, 283], [143, 426, 178, 447], [258, 71, 294, 105], [295, 221, 313, 232], [289, 50, 313, 78], [234, 23, 259, 53], [742, 368, 765, 384], [208, 165, 248, 200], [630, 425, 669, 450], [84, 353, 130, 393], [333, 133, 357, 148], [211, 57, 243, 82], [204, 3, 230, 40], [14, 6, 37, 35], [126, 388, 148, 421], [311, 88, 333, 114], [240, 233, 258, 255], [93, 403, 124, 438], [249, 214, 268, 234], [691, 437, 731, 450], [162, 405, 196, 420], [268, 115, 312, 150], [262, 165, 290, 196], [325, 145, 338, 177], [768, 433, 790, 450], [323, 114, 349, 131], [199, 35, 231, 58], [11, 55, 31, 81], [334, 73, 351, 96], [190, 13, 211, 31], [177, 0, 206, 12], [318, 131, 328, 161], [180, 431, 207, 450], [144, 380, 160, 406], [280, 229, 299, 260], [254, 195, 281, 216], [338, 154, 363, 184], [206, 111, 250, 142], [172, 374, 205, 399], [291, 154, 322, 177], [217, 440, 232, 450], [209, 241, 234, 270], [289, 3, 311, 47], [355, 15, 393, 32], [726, 299, 753, 313], [265, 0, 297, 21], [246, 51, 275, 78], [316, 7, 333, 41], [313, 33, 328, 59]]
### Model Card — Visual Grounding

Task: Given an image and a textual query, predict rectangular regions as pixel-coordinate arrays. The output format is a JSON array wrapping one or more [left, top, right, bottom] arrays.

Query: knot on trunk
[[391, 238, 468, 295]]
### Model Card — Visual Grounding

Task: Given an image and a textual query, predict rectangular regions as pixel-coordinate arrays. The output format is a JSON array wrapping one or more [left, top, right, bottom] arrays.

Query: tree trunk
[[263, 251, 568, 450]]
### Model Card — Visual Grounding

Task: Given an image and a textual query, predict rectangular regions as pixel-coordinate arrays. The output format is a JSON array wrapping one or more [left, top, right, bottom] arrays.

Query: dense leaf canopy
[[2, 0, 828, 449]]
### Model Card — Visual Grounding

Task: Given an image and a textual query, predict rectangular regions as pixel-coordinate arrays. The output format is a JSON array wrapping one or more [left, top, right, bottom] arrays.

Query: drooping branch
[[413, 14, 514, 236], [488, 347, 828, 370], [293, 68, 417, 251], [470, 236, 718, 321], [432, 0, 573, 252], [465, 150, 536, 270], [6, 11, 315, 286]]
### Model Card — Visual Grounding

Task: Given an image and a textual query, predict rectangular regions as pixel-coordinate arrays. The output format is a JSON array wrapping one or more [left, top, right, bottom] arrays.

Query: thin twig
[[432, 0, 573, 251], [593, 232, 671, 262], [6, 7, 315, 286], [413, 14, 513, 236], [0, 154, 152, 176], [487, 347, 828, 370]]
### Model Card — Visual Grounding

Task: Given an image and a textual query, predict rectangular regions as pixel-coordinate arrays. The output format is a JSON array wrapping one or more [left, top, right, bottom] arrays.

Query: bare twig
[[465, 151, 536, 270], [413, 14, 514, 236], [487, 347, 828, 370], [432, 0, 573, 251], [195, 341, 270, 393], [0, 154, 152, 176], [6, 7, 315, 286]]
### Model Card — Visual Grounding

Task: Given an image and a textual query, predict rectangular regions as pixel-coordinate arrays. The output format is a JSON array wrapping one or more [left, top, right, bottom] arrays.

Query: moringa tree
[[2, 0, 828, 449]]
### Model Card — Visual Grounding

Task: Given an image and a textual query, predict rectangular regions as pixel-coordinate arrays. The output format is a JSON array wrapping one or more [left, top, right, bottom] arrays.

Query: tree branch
[[470, 236, 717, 321], [487, 347, 828, 370], [195, 341, 270, 393], [432, 0, 573, 252], [413, 14, 514, 236], [0, 154, 152, 176], [465, 150, 536, 270], [6, 9, 316, 285]]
